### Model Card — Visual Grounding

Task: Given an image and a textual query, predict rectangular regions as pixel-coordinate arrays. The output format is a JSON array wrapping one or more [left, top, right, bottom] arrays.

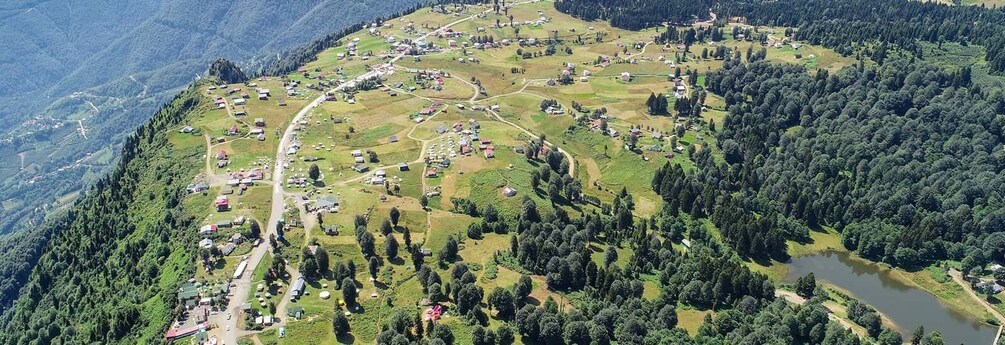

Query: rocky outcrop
[[207, 59, 247, 84]]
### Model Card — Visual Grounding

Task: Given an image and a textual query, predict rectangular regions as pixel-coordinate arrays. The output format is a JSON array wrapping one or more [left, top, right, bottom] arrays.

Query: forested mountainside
[[553, 0, 717, 29], [6, 0, 1005, 343], [0, 85, 206, 344], [730, 0, 1005, 75], [0, 224, 54, 316], [558, 0, 1005, 268], [556, 0, 1005, 73], [654, 58, 1005, 270], [0, 0, 420, 237]]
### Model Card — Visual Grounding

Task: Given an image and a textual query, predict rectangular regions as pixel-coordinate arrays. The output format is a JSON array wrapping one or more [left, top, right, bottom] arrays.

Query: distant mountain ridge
[[0, 0, 422, 236]]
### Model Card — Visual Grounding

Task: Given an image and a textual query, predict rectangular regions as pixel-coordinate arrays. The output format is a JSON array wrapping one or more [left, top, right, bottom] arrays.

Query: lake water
[[786, 251, 997, 345]]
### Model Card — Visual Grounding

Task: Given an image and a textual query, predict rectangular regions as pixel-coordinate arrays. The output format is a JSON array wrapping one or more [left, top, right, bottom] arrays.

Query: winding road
[[451, 74, 577, 178], [214, 3, 536, 344]]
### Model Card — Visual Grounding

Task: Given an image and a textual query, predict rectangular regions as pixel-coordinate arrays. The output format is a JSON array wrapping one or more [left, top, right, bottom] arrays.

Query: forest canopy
[[556, 0, 1005, 73], [695, 58, 1005, 268]]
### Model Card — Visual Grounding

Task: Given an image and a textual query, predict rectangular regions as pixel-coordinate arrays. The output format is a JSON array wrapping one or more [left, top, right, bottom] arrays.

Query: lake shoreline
[[751, 228, 995, 327], [787, 250, 997, 344]]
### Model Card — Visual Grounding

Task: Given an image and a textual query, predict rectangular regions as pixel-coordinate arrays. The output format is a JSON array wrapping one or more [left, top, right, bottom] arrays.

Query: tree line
[[0, 84, 208, 344], [556, 0, 1005, 74]]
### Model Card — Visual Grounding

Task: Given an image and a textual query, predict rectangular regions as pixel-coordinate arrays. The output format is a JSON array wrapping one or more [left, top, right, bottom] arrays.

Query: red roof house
[[165, 322, 208, 340], [215, 196, 229, 211]]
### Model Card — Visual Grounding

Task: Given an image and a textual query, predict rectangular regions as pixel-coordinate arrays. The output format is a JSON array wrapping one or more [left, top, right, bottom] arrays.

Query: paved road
[[215, 69, 385, 344], [213, 3, 533, 344]]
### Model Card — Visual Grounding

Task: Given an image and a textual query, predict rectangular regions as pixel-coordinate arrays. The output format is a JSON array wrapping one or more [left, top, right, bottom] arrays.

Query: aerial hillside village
[[155, 1, 1005, 344], [167, 1, 830, 343], [11, 0, 1005, 343]]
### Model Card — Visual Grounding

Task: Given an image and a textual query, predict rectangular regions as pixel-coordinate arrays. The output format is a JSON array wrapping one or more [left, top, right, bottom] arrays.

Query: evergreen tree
[[385, 235, 399, 259], [795, 273, 816, 298], [333, 307, 351, 337]]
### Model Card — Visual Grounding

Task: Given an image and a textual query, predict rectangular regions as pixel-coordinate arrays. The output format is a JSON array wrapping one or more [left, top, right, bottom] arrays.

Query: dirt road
[[774, 290, 863, 335], [213, 3, 538, 344], [948, 268, 1005, 323]]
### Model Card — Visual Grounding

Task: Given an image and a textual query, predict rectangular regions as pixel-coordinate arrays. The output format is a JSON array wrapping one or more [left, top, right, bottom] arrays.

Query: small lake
[[786, 251, 997, 344]]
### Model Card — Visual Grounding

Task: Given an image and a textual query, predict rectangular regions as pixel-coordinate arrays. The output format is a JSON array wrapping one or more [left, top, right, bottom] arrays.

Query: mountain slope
[[0, 0, 421, 237], [0, 84, 206, 344]]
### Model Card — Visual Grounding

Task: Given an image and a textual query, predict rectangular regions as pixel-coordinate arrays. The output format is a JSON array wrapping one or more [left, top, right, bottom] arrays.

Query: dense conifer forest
[[554, 0, 717, 29], [556, 0, 1005, 73], [554, 0, 1005, 271], [701, 58, 1005, 270], [0, 86, 206, 343]]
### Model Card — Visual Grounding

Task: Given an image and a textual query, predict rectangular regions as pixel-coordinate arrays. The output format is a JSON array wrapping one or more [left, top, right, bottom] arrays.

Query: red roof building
[[165, 322, 208, 340], [215, 196, 229, 211]]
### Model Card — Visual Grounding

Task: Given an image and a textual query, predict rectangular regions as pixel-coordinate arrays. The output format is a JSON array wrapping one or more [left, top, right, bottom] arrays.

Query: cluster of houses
[[187, 179, 211, 194], [282, 79, 301, 99], [177, 280, 231, 317], [198, 228, 245, 256], [545, 105, 565, 115], [350, 149, 369, 167], [417, 101, 442, 119], [342, 37, 364, 61], [589, 118, 618, 137], [392, 37, 439, 57], [254, 87, 270, 100], [168, 277, 235, 340], [973, 264, 1005, 295], [225, 122, 265, 143], [487, 10, 552, 30], [222, 175, 256, 196], [430, 3, 467, 16], [296, 65, 350, 93], [410, 69, 450, 91], [215, 150, 230, 168]]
